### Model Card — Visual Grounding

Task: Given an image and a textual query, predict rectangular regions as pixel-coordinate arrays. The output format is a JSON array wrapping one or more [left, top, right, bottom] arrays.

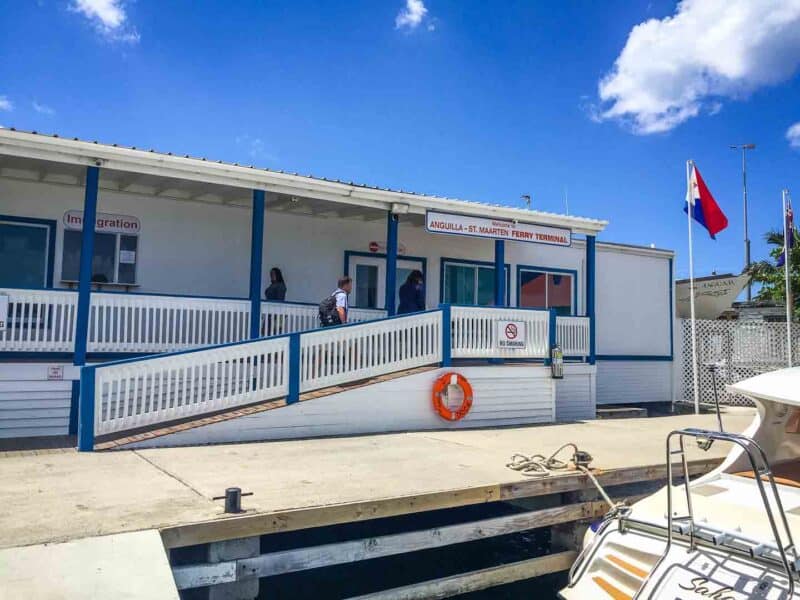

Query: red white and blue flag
[[778, 198, 795, 267], [685, 163, 728, 239]]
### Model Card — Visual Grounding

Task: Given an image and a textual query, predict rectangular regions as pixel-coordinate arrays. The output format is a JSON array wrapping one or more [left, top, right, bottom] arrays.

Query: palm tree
[[747, 228, 800, 320]]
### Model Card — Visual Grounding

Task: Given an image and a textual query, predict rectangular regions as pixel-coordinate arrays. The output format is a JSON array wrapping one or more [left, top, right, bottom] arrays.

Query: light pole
[[731, 143, 756, 301]]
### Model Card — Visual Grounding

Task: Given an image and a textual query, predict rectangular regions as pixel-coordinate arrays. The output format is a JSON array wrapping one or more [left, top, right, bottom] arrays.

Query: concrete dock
[[0, 412, 751, 552]]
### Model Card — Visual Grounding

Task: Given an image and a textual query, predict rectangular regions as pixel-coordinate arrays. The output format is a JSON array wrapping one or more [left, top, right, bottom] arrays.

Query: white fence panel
[[0, 288, 77, 352], [299, 311, 442, 392], [262, 302, 387, 336], [556, 316, 590, 357], [88, 293, 250, 353], [450, 306, 549, 359], [94, 336, 290, 435], [679, 318, 800, 406]]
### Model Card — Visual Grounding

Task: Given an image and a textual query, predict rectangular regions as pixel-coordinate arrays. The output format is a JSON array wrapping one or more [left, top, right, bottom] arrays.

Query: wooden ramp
[[95, 365, 438, 450]]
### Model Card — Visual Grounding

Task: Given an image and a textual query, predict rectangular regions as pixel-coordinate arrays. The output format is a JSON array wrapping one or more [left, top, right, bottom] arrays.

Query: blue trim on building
[[69, 379, 79, 435], [287, 333, 300, 403], [439, 257, 511, 306], [586, 235, 596, 365], [74, 166, 99, 368], [494, 240, 505, 307], [77, 365, 95, 451], [343, 250, 428, 310], [0, 214, 57, 288], [385, 213, 399, 316], [249, 190, 265, 339], [546, 308, 557, 366], [668, 257, 674, 360], [596, 355, 673, 361], [514, 264, 579, 316], [441, 304, 451, 367]]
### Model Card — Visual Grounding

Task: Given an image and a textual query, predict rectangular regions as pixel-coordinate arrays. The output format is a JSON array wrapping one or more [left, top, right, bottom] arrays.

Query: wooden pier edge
[[160, 456, 723, 549], [345, 551, 579, 599]]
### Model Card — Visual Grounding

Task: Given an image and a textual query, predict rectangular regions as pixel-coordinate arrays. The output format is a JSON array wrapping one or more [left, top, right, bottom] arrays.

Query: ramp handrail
[[77, 304, 587, 449]]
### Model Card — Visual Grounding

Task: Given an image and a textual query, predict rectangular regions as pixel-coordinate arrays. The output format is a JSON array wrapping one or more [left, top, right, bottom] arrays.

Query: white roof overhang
[[0, 129, 608, 235]]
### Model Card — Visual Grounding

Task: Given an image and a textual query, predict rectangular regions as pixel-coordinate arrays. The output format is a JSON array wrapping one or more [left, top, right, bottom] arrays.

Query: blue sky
[[2, 0, 800, 282]]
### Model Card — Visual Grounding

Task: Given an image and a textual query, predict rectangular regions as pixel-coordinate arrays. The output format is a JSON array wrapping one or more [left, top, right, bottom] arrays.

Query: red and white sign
[[63, 211, 141, 235], [497, 320, 526, 349], [426, 210, 570, 246], [367, 241, 408, 255]]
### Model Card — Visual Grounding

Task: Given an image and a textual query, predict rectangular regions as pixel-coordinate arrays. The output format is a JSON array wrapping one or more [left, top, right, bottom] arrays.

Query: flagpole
[[784, 189, 793, 367], [687, 160, 700, 414]]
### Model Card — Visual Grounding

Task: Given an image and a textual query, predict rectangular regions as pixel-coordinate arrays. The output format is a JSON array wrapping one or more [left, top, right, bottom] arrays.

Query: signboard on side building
[[425, 210, 571, 247], [497, 320, 526, 349], [63, 211, 141, 234]]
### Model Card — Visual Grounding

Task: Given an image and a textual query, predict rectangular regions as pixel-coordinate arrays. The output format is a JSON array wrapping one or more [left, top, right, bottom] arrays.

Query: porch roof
[[0, 128, 607, 235]]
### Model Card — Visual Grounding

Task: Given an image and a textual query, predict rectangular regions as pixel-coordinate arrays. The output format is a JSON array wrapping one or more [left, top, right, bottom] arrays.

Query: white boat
[[561, 367, 800, 599], [675, 273, 750, 319]]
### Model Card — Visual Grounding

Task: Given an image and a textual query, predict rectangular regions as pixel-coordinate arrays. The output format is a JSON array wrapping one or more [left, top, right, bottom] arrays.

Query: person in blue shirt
[[398, 270, 425, 314]]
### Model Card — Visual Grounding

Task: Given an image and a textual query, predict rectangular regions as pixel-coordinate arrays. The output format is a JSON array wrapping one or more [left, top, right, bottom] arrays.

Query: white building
[[0, 129, 674, 447]]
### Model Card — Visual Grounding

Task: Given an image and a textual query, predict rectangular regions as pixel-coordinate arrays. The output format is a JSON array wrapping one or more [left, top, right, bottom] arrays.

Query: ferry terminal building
[[0, 129, 674, 446]]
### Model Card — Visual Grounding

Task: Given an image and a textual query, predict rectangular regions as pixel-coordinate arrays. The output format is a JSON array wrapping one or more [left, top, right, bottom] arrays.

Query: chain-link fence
[[679, 319, 800, 406]]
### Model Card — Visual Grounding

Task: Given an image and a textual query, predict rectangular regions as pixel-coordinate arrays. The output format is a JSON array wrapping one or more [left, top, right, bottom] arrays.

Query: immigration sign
[[425, 210, 571, 246]]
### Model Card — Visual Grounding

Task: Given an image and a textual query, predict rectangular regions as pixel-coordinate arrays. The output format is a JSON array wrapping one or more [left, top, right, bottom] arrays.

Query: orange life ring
[[432, 372, 473, 421]]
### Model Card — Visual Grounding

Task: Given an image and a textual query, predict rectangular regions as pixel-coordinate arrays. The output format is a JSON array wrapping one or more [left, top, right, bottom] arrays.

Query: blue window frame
[[516, 264, 578, 316], [0, 215, 56, 288], [439, 257, 511, 306]]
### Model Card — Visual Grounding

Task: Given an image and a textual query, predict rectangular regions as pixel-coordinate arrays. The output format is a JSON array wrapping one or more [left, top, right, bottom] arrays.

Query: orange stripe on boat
[[606, 554, 648, 579], [593, 576, 633, 600]]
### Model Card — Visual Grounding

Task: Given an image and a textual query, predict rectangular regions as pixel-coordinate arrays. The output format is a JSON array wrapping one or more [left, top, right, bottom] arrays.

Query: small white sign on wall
[[119, 250, 137, 264], [0, 294, 7, 332], [497, 320, 526, 349], [47, 366, 64, 381]]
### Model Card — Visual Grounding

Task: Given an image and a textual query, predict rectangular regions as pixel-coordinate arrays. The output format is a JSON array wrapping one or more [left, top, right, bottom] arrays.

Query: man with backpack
[[319, 276, 352, 327]]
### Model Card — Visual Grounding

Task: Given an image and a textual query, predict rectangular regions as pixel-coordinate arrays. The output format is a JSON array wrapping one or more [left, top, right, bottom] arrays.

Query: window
[[442, 261, 508, 306], [0, 218, 53, 288], [518, 268, 574, 315], [61, 231, 139, 285], [355, 264, 378, 308]]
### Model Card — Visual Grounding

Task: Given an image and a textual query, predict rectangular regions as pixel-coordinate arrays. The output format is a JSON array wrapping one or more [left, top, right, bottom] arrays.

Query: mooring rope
[[506, 443, 629, 517]]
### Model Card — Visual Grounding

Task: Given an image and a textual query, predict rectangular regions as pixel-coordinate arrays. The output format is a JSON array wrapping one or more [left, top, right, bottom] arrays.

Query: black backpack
[[318, 293, 341, 326]]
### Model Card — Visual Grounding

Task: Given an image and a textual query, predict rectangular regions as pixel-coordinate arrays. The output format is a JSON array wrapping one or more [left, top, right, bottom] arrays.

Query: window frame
[[343, 250, 428, 309], [60, 229, 140, 286], [0, 214, 57, 289], [439, 257, 511, 306], [516, 264, 578, 316]]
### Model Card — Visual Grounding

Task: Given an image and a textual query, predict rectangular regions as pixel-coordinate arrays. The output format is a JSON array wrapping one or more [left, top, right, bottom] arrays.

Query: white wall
[[595, 360, 673, 405], [124, 365, 557, 447]]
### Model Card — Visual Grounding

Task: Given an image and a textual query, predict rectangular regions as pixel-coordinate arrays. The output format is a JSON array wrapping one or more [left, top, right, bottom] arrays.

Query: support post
[[287, 333, 300, 404], [441, 305, 451, 367], [546, 308, 557, 366], [586, 234, 596, 365], [77, 365, 96, 451], [385, 212, 399, 316], [74, 166, 99, 368], [71, 165, 99, 436], [494, 240, 505, 307], [249, 190, 265, 340]]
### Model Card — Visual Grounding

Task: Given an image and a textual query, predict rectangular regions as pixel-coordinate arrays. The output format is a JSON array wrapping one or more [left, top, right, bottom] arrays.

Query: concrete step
[[595, 407, 648, 420]]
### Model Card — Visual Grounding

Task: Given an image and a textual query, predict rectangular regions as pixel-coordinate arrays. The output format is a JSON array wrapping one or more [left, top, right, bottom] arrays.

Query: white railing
[[556, 315, 590, 357], [450, 306, 549, 359], [299, 311, 442, 392], [1, 287, 387, 354], [94, 336, 290, 435], [89, 293, 251, 353], [261, 302, 388, 336], [0, 288, 77, 352]]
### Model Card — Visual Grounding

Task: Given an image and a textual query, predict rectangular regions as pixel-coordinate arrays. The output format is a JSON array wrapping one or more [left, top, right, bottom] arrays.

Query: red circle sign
[[369, 241, 379, 252], [505, 323, 518, 340]]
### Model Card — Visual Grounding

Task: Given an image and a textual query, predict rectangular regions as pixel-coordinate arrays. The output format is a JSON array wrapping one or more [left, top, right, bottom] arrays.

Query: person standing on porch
[[398, 270, 425, 314], [264, 267, 287, 301]]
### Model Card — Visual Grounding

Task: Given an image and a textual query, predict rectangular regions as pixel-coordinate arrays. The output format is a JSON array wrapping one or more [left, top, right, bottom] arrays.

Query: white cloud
[[395, 0, 428, 30], [788, 122, 800, 148], [32, 101, 55, 115], [595, 0, 800, 134], [70, 0, 139, 43], [0, 96, 12, 111]]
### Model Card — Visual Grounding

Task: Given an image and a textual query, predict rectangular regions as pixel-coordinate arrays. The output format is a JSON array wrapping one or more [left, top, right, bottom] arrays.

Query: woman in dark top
[[398, 270, 425, 314], [265, 267, 287, 301]]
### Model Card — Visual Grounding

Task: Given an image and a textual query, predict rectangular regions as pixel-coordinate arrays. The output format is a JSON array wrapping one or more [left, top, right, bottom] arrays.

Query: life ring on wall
[[432, 372, 473, 421]]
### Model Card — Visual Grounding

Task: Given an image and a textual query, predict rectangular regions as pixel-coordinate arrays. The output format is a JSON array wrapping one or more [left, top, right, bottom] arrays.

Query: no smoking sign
[[497, 320, 526, 349]]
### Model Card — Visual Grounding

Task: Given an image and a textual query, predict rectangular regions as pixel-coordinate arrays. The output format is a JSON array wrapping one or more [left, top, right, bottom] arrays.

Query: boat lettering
[[677, 577, 738, 599]]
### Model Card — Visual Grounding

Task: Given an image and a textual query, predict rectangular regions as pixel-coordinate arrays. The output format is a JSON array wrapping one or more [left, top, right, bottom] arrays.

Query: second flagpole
[[784, 189, 793, 368], [687, 160, 700, 414]]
